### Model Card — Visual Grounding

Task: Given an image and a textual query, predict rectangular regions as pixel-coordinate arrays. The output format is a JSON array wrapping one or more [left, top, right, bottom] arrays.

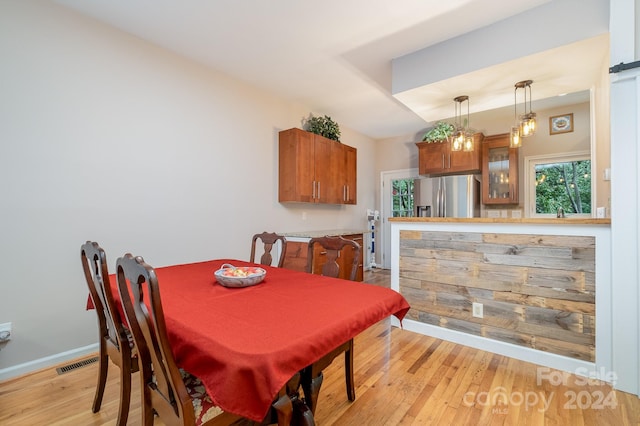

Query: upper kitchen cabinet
[[482, 133, 519, 205], [415, 133, 484, 175], [278, 128, 357, 204], [341, 144, 357, 204]]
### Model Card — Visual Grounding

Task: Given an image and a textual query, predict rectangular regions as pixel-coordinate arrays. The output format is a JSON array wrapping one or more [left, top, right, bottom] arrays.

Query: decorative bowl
[[214, 263, 266, 288]]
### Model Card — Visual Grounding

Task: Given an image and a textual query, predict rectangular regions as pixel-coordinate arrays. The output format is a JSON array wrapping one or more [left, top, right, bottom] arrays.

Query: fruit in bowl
[[221, 266, 263, 278], [215, 264, 266, 288]]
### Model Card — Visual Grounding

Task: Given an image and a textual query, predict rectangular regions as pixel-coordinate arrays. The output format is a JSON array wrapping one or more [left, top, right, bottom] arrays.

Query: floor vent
[[56, 356, 99, 375]]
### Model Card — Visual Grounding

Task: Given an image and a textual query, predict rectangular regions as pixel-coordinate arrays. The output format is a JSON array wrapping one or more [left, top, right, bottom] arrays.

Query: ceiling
[[54, 0, 606, 139], [394, 35, 608, 126]]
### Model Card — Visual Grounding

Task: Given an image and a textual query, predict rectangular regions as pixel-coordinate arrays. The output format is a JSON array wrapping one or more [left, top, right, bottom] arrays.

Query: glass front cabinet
[[482, 134, 519, 205]]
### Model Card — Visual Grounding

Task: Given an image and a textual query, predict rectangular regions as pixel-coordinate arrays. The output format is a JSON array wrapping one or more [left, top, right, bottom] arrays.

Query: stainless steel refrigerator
[[414, 174, 481, 218]]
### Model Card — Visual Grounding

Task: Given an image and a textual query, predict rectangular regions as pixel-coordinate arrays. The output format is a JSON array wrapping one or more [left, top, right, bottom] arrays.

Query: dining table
[[88, 258, 410, 423]]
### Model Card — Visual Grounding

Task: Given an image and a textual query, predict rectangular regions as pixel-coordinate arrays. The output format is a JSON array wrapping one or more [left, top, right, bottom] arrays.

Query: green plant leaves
[[422, 121, 454, 142], [305, 114, 341, 141]]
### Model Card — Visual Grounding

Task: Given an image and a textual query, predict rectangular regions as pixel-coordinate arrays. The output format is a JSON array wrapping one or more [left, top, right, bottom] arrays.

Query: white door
[[380, 168, 418, 269]]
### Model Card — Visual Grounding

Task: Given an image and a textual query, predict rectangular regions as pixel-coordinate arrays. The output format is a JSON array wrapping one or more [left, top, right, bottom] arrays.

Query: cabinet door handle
[[442, 154, 445, 169], [317, 181, 320, 199], [343, 185, 346, 201], [312, 181, 316, 199], [347, 185, 350, 201]]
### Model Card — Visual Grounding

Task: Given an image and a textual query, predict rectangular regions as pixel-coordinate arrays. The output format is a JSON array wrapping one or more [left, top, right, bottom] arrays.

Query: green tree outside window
[[535, 160, 591, 214], [391, 179, 415, 217]]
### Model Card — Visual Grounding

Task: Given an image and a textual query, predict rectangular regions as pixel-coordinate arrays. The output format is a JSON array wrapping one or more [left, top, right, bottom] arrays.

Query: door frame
[[379, 168, 419, 269]]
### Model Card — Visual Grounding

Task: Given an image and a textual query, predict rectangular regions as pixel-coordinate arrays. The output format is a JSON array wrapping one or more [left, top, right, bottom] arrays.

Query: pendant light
[[519, 80, 537, 137], [510, 84, 521, 148], [510, 80, 537, 148], [450, 95, 475, 152]]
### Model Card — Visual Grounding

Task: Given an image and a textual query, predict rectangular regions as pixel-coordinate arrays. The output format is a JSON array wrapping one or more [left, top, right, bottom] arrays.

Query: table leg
[[345, 343, 355, 401]]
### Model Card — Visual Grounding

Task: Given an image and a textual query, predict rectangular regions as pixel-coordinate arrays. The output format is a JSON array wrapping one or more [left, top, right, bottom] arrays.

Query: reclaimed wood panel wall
[[399, 230, 595, 361]]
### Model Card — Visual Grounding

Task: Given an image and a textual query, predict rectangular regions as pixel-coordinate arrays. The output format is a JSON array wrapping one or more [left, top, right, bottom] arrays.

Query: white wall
[[0, 0, 375, 373], [609, 0, 640, 397]]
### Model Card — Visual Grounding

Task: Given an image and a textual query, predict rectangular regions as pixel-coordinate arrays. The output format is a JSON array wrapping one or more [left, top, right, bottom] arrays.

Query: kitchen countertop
[[389, 217, 610, 225], [281, 229, 371, 238]]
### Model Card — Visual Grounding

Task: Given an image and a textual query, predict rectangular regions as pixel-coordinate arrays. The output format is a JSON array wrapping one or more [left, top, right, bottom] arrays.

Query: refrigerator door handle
[[438, 177, 444, 217], [437, 177, 445, 217]]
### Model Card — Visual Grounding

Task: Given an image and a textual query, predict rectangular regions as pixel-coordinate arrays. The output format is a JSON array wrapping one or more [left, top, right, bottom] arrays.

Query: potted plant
[[422, 121, 454, 143], [305, 114, 341, 142]]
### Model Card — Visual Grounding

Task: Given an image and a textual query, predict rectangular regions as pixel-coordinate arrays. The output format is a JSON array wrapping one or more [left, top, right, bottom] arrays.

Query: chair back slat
[[250, 232, 287, 267]]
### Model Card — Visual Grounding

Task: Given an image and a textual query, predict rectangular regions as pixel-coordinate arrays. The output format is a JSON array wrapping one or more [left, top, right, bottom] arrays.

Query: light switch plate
[[472, 302, 483, 318]]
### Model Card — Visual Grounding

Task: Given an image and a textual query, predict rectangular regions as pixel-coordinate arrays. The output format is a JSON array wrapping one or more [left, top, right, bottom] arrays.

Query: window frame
[[524, 150, 593, 218], [391, 178, 415, 218]]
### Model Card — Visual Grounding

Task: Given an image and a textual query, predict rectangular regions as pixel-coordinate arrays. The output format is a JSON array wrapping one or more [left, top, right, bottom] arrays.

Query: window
[[525, 151, 592, 218], [391, 179, 415, 217]]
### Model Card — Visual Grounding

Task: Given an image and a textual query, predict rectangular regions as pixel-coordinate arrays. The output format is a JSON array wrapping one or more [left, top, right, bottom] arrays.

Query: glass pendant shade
[[513, 80, 537, 142], [450, 95, 474, 152], [451, 129, 464, 151], [510, 126, 521, 148], [511, 80, 537, 147], [463, 134, 474, 152], [520, 112, 537, 137]]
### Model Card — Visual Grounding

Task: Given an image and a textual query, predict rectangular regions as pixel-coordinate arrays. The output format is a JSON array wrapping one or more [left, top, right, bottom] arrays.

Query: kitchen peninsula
[[389, 217, 612, 380]]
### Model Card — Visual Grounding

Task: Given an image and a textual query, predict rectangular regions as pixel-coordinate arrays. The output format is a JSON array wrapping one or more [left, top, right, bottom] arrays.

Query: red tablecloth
[[89, 259, 409, 421]]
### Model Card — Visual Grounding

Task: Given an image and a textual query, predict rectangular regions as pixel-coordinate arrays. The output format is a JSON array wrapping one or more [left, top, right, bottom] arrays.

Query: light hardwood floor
[[1, 269, 639, 425]]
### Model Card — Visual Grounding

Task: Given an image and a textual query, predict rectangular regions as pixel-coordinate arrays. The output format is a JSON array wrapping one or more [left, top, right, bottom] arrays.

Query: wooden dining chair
[[302, 236, 362, 413], [306, 236, 361, 281], [250, 231, 287, 267], [115, 253, 297, 426], [81, 241, 138, 426]]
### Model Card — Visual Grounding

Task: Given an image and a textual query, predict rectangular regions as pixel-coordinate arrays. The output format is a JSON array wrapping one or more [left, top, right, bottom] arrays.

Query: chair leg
[[141, 382, 155, 426], [272, 392, 293, 426], [345, 339, 355, 401], [301, 369, 323, 415], [116, 358, 132, 426], [92, 346, 108, 413], [292, 397, 316, 426]]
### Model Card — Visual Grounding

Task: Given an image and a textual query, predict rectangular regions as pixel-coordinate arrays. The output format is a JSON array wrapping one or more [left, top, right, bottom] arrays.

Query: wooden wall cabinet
[[482, 133, 519, 204], [341, 144, 357, 204], [415, 133, 483, 175], [279, 128, 357, 204]]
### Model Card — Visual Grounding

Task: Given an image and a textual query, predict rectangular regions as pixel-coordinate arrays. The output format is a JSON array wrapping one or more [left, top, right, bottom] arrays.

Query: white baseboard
[[0, 343, 98, 382], [401, 319, 610, 383]]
